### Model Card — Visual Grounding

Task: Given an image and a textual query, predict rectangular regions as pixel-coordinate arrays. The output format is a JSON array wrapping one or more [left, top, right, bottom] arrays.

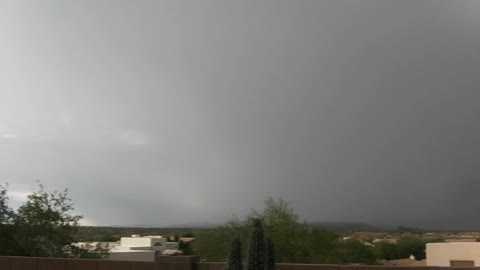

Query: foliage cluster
[[196, 198, 426, 265], [0, 183, 107, 258]]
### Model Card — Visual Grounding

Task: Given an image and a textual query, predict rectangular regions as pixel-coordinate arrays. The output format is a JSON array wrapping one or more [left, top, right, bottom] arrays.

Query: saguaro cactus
[[264, 236, 275, 270], [248, 219, 265, 270], [226, 237, 243, 270]]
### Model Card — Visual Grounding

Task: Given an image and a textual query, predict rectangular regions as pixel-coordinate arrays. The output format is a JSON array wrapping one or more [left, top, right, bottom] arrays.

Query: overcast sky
[[1, 1, 480, 229]]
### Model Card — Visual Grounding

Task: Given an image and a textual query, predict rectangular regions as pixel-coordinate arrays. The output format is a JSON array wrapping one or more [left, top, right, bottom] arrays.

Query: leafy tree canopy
[[0, 183, 106, 258], [196, 198, 349, 264]]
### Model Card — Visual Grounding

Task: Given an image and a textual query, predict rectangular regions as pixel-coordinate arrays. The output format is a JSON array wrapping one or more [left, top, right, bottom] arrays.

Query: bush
[[0, 183, 106, 258], [326, 239, 376, 265]]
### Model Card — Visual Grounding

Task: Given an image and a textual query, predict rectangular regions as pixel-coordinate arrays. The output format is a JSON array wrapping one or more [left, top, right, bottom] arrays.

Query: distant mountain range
[[163, 222, 218, 229], [111, 222, 218, 229], [307, 221, 387, 232], [109, 221, 386, 231], [130, 222, 378, 229], [104, 221, 477, 232]]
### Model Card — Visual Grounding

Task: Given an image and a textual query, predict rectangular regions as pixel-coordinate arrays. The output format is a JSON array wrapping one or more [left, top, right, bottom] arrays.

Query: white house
[[427, 242, 480, 267], [75, 235, 180, 262]]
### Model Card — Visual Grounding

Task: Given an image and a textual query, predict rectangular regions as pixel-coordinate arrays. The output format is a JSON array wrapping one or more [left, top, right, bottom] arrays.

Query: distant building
[[179, 237, 196, 249], [372, 238, 398, 244], [427, 242, 480, 266], [179, 237, 195, 243], [76, 235, 180, 262]]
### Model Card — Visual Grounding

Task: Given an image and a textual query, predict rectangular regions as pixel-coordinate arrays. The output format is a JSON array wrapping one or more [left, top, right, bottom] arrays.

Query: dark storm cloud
[[1, 0, 480, 228]]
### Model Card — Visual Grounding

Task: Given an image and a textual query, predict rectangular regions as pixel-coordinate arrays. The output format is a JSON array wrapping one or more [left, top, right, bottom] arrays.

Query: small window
[[451, 260, 475, 267], [154, 242, 162, 246]]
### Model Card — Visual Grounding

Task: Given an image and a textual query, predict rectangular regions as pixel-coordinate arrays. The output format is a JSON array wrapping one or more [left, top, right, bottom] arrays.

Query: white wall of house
[[427, 242, 480, 266], [107, 236, 170, 261], [120, 236, 167, 250], [75, 235, 176, 262], [120, 237, 152, 247]]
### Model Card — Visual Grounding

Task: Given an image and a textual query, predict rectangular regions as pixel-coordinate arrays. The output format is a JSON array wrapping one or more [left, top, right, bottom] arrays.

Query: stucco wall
[[120, 237, 153, 247], [108, 250, 156, 262], [3, 256, 480, 270], [427, 242, 480, 266]]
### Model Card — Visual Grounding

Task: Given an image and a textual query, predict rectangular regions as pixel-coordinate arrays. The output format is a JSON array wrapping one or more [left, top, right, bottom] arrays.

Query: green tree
[[396, 238, 425, 260], [249, 198, 309, 263], [181, 232, 195, 237], [308, 228, 338, 263], [69, 243, 110, 259], [178, 240, 195, 255], [0, 185, 12, 224], [326, 239, 376, 265], [13, 184, 83, 257], [195, 216, 251, 261], [195, 197, 377, 264], [373, 242, 398, 260], [226, 237, 243, 270], [248, 219, 265, 270], [99, 234, 119, 242], [0, 185, 23, 255], [0, 183, 106, 258]]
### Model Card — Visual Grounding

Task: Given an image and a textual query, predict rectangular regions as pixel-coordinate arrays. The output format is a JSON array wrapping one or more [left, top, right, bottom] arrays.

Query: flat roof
[[427, 242, 480, 246]]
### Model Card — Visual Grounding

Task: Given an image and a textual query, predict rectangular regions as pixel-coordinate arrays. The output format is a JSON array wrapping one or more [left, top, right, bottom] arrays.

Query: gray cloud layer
[[1, 0, 480, 228]]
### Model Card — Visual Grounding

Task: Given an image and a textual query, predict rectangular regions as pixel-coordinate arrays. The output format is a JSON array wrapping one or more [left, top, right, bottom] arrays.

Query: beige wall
[[120, 237, 153, 247], [3, 256, 480, 270], [108, 250, 156, 261], [427, 242, 480, 266], [0, 255, 197, 270]]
